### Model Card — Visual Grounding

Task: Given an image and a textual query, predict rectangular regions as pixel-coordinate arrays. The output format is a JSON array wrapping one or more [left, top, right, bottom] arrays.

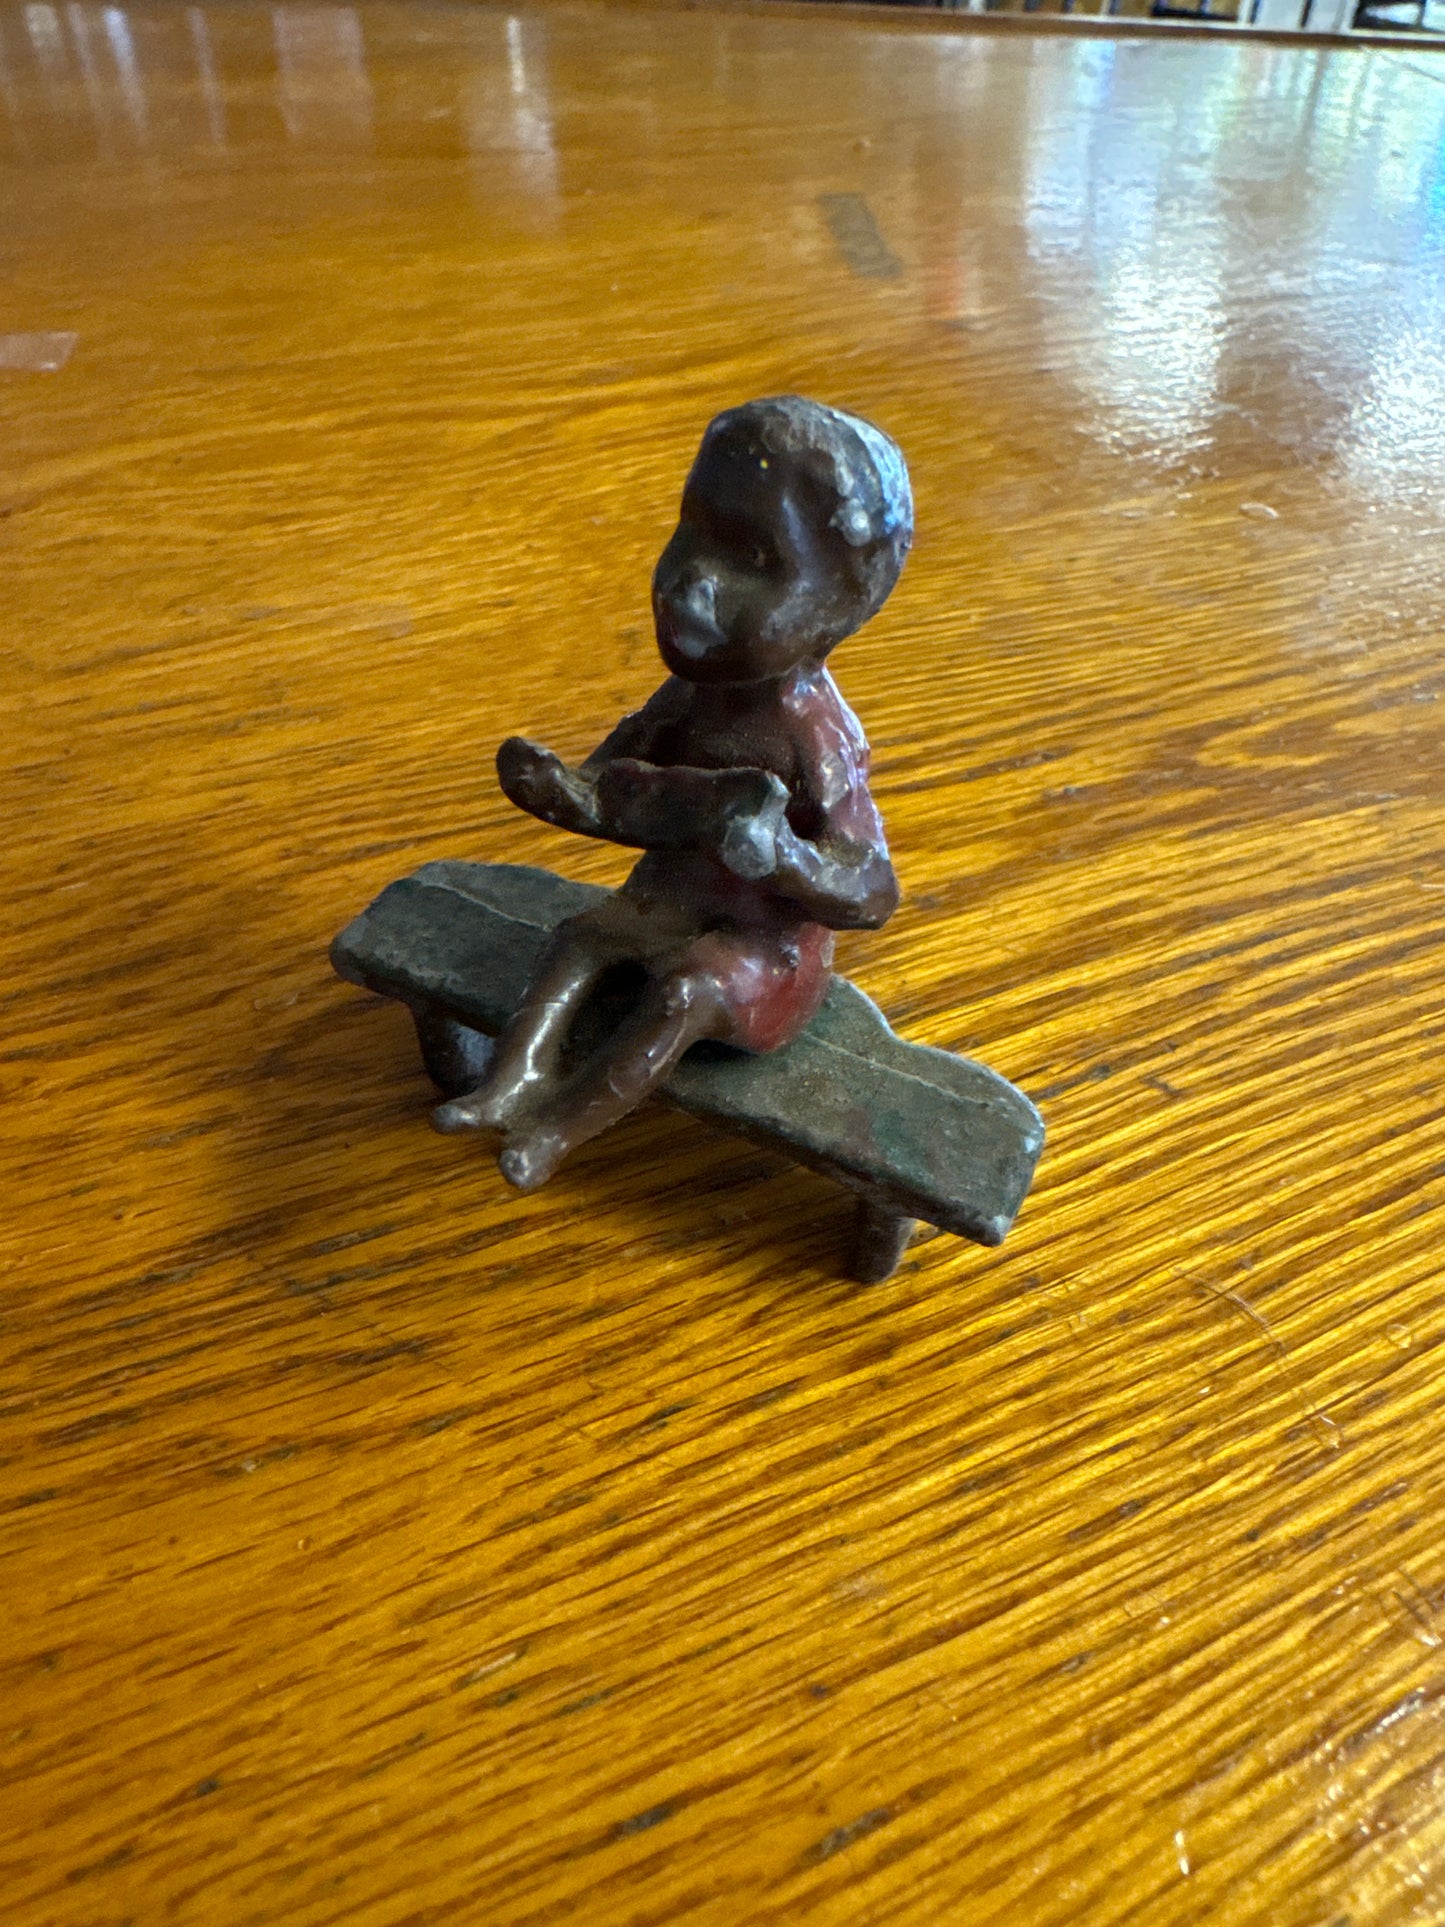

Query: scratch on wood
[[1340, 1687, 1433, 1757], [1181, 1270, 1343, 1453], [1390, 1590, 1441, 1648], [804, 1806, 893, 1864]]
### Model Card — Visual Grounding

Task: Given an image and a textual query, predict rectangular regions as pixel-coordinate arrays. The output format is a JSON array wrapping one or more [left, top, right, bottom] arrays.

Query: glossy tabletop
[[6, 4, 1445, 1923]]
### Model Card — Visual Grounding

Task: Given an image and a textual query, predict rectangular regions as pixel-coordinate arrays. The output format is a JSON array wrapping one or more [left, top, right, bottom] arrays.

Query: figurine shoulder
[[781, 664, 871, 807], [781, 663, 868, 746], [654, 674, 694, 712], [632, 675, 694, 727], [582, 674, 693, 772]]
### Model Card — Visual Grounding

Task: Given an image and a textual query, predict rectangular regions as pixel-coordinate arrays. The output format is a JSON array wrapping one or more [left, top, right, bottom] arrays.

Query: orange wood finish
[[6, 5, 1445, 1922]]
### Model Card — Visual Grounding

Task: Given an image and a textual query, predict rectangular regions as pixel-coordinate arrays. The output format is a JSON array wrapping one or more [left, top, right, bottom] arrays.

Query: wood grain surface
[[6, 4, 1445, 1922]]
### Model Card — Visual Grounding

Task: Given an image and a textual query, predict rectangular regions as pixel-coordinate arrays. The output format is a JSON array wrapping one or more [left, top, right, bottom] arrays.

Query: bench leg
[[851, 1198, 916, 1284], [407, 1001, 495, 1098]]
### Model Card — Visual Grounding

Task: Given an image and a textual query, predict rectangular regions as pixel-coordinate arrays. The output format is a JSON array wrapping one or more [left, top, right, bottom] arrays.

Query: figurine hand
[[497, 737, 597, 830], [497, 736, 563, 811], [716, 770, 790, 882]]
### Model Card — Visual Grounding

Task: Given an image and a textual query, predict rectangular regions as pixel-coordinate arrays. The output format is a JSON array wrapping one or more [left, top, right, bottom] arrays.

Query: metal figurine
[[433, 397, 909, 1188], [332, 398, 1043, 1281]]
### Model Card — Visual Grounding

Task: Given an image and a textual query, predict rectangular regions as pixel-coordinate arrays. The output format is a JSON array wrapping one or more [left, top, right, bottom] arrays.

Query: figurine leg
[[498, 967, 728, 1191], [431, 930, 605, 1134], [851, 1198, 916, 1284]]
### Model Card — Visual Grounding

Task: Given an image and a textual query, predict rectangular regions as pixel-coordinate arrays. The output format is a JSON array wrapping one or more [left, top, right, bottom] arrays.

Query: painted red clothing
[[611, 663, 888, 1054]]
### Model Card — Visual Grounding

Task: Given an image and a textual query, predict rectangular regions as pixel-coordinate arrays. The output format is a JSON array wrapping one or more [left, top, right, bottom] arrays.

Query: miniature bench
[[330, 860, 1044, 1282]]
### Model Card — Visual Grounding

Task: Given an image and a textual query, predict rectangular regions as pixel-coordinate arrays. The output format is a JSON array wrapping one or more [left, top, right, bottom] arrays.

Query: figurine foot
[[497, 1128, 570, 1192], [431, 1079, 530, 1135], [431, 1090, 493, 1134]]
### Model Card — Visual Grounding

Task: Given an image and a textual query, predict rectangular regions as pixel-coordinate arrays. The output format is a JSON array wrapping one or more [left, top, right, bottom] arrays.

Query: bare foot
[[497, 1127, 570, 1191], [431, 1083, 512, 1134]]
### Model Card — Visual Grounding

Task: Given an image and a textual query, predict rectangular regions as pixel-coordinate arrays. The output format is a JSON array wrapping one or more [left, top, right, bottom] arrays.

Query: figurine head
[[652, 396, 913, 685]]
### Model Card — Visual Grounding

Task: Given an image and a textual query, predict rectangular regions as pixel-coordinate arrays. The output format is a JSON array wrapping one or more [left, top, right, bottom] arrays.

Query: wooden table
[[6, 3, 1445, 1921]]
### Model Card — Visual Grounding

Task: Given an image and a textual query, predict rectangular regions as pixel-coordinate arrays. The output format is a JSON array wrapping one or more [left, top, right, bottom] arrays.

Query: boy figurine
[[433, 395, 913, 1191]]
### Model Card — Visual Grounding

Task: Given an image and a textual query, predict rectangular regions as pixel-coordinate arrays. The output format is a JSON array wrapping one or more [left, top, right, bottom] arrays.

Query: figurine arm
[[496, 680, 692, 839], [735, 696, 899, 930], [767, 816, 899, 931]]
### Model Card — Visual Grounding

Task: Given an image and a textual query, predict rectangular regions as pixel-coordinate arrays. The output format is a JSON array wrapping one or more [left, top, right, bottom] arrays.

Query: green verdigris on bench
[[331, 861, 1044, 1282]]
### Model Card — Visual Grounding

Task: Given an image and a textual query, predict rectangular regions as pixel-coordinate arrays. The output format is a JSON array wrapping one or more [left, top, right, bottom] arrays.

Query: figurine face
[[652, 432, 873, 685]]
